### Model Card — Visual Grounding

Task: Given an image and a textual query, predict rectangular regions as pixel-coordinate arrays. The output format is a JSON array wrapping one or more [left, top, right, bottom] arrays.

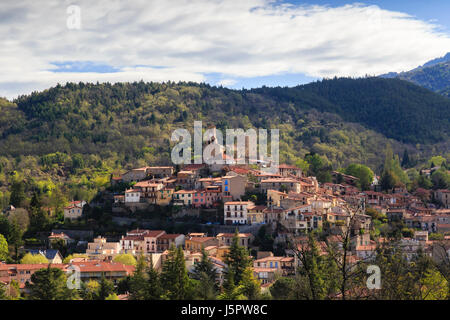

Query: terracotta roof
[[224, 201, 254, 205], [134, 181, 163, 187], [252, 267, 277, 272], [188, 237, 216, 243], [159, 233, 183, 239], [71, 261, 135, 274], [216, 233, 252, 238], [278, 164, 301, 169], [261, 178, 299, 183], [143, 230, 166, 238], [254, 256, 285, 262]]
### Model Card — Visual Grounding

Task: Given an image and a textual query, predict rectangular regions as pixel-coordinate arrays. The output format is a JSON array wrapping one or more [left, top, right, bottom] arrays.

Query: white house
[[224, 201, 254, 225], [125, 189, 141, 203]]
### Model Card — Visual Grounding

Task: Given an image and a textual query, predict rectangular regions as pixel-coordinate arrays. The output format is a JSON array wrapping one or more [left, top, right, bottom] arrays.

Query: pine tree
[[10, 181, 25, 208], [303, 234, 326, 299], [129, 255, 150, 300], [238, 267, 261, 299], [380, 169, 397, 192], [30, 192, 42, 210], [191, 248, 217, 284], [224, 229, 252, 285], [195, 271, 217, 300], [218, 269, 246, 300], [98, 276, 115, 300], [147, 260, 162, 300], [401, 149, 410, 168], [26, 266, 77, 300], [161, 245, 189, 300]]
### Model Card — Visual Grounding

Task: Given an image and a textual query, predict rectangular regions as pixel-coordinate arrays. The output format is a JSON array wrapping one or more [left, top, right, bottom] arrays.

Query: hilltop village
[[1, 156, 449, 299]]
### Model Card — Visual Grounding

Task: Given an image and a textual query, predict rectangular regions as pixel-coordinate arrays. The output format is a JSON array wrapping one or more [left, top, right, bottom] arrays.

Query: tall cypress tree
[[10, 181, 25, 208], [401, 149, 410, 168], [129, 255, 150, 300], [147, 260, 162, 300], [224, 229, 252, 285], [161, 245, 189, 300]]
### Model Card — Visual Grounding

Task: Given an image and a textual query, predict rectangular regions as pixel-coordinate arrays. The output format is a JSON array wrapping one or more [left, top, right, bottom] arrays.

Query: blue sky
[[0, 0, 449, 98]]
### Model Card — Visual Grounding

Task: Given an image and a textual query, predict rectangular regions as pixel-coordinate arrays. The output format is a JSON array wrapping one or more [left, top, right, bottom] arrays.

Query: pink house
[[193, 190, 207, 207], [193, 189, 222, 208]]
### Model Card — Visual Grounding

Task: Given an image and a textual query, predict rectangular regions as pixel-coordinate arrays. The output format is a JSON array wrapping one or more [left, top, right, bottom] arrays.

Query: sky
[[0, 0, 449, 99]]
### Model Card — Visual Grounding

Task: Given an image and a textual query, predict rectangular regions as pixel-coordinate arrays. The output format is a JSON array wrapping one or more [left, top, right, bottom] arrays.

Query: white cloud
[[0, 0, 449, 99]]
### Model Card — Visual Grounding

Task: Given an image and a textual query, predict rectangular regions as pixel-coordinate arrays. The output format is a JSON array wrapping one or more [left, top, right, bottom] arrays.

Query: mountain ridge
[[0, 77, 447, 173], [380, 53, 450, 97]]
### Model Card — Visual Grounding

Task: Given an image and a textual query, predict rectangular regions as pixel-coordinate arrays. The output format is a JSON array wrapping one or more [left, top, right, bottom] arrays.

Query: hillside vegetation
[[0, 77, 447, 218], [0, 78, 448, 169], [381, 52, 450, 98]]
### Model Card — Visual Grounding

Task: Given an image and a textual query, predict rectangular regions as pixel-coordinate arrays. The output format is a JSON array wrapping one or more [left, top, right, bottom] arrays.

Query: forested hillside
[[381, 52, 450, 98], [253, 77, 450, 144], [2, 78, 449, 165], [0, 77, 448, 210]]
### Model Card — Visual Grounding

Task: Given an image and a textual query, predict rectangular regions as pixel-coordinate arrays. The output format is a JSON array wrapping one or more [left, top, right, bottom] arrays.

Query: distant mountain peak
[[379, 53, 450, 97], [422, 52, 450, 68]]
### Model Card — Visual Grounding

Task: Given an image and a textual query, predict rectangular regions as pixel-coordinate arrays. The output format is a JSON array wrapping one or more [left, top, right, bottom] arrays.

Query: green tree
[[421, 268, 448, 300], [401, 149, 410, 168], [29, 207, 51, 235], [98, 276, 115, 300], [0, 234, 8, 262], [8, 220, 24, 263], [147, 261, 163, 300], [344, 163, 374, 190], [10, 180, 26, 208], [238, 267, 261, 299], [161, 245, 190, 300], [129, 255, 150, 300], [20, 253, 48, 264], [81, 280, 100, 300], [224, 229, 252, 286], [218, 269, 246, 300], [0, 282, 7, 300], [417, 175, 433, 189], [194, 271, 217, 300], [30, 192, 42, 210], [191, 248, 217, 285], [428, 156, 446, 168], [270, 277, 295, 300], [431, 169, 450, 190], [26, 266, 77, 300], [380, 169, 397, 192], [113, 253, 137, 266]]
